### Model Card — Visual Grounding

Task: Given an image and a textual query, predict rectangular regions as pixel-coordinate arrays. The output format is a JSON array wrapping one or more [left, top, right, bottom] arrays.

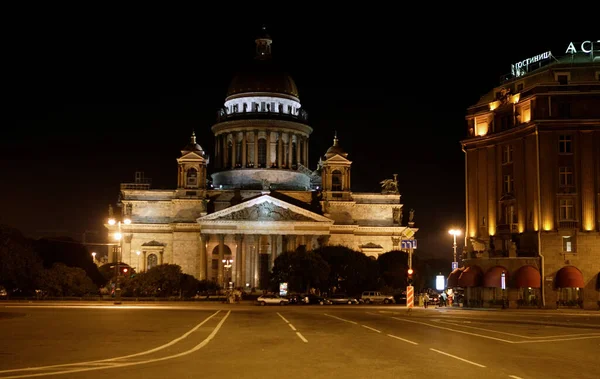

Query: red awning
[[458, 265, 483, 287], [446, 268, 464, 288], [555, 266, 585, 288], [483, 266, 509, 288], [514, 265, 541, 288]]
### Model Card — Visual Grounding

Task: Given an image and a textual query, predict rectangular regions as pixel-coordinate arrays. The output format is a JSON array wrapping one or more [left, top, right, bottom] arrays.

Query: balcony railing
[[216, 108, 308, 124], [558, 220, 578, 229]]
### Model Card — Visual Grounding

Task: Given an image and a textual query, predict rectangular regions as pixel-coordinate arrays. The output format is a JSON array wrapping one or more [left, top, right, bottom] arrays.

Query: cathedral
[[106, 28, 418, 290]]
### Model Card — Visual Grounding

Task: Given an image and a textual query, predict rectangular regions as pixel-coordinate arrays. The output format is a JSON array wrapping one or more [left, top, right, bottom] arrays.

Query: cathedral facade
[[106, 29, 417, 290]]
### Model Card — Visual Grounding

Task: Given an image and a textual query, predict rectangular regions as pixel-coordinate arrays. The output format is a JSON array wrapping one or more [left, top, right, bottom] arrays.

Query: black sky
[[2, 7, 595, 260]]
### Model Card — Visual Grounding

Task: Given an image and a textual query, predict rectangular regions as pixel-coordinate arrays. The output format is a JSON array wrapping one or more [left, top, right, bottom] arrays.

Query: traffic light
[[407, 268, 414, 285]]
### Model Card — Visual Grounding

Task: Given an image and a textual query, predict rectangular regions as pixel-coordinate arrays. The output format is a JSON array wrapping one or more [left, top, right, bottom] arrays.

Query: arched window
[[332, 170, 343, 191], [292, 141, 297, 166], [258, 138, 267, 167], [186, 168, 197, 187], [147, 254, 158, 270]]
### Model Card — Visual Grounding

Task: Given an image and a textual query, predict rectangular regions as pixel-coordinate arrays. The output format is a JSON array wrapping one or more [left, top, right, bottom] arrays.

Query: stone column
[[254, 131, 259, 167], [159, 250, 164, 265], [231, 132, 237, 168], [254, 234, 261, 288], [199, 233, 207, 280], [266, 130, 271, 168], [235, 234, 243, 286], [217, 234, 225, 286], [270, 234, 278, 269], [288, 132, 293, 168], [214, 135, 220, 170], [224, 135, 230, 169], [304, 136, 309, 168], [295, 134, 300, 167], [277, 132, 283, 168], [242, 131, 247, 167], [241, 235, 247, 288]]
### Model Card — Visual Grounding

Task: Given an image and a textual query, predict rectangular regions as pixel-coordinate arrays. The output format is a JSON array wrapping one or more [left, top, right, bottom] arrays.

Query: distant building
[[456, 41, 600, 309], [105, 28, 417, 290]]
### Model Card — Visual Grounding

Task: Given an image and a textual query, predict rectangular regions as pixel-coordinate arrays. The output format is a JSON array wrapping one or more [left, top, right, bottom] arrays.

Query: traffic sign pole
[[406, 285, 414, 308]]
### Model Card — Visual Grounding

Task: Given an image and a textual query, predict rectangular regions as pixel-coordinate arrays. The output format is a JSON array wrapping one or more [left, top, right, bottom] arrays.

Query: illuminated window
[[521, 105, 531, 123], [558, 166, 573, 187], [559, 199, 575, 220], [503, 174, 514, 194], [558, 135, 572, 154], [502, 145, 513, 164], [332, 170, 343, 191], [562, 236, 573, 252]]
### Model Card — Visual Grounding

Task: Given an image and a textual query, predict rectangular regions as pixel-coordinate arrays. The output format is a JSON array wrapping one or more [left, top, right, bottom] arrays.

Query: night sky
[[2, 8, 594, 260]]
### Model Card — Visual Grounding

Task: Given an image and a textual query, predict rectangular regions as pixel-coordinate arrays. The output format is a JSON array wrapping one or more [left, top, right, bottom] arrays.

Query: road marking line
[[513, 335, 600, 343], [0, 311, 231, 378], [429, 348, 486, 368], [509, 375, 524, 379], [277, 312, 290, 324], [296, 332, 308, 343], [0, 310, 223, 375], [387, 334, 418, 345], [391, 317, 514, 343], [362, 325, 381, 333], [288, 323, 297, 331], [324, 314, 358, 324], [366, 312, 382, 316], [437, 319, 600, 339]]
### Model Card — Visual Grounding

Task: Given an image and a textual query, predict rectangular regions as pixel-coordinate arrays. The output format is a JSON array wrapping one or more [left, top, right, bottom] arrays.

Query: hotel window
[[503, 174, 514, 194], [559, 199, 575, 220], [558, 135, 572, 154], [562, 236, 573, 253], [502, 145, 513, 164], [516, 82, 524, 92], [559, 166, 574, 187], [554, 72, 570, 85]]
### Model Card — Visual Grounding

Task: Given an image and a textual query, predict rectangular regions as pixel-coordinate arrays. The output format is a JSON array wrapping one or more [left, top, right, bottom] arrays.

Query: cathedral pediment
[[325, 155, 352, 164], [198, 195, 332, 223], [179, 151, 207, 161]]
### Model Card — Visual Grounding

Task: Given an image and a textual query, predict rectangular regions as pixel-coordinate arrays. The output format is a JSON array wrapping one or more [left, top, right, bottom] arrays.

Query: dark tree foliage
[[315, 245, 379, 296], [38, 262, 98, 297], [271, 249, 330, 293], [0, 225, 44, 295], [377, 250, 409, 289]]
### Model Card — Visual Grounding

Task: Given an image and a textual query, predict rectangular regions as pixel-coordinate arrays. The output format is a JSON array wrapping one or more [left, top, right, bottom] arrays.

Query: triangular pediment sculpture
[[198, 194, 333, 223]]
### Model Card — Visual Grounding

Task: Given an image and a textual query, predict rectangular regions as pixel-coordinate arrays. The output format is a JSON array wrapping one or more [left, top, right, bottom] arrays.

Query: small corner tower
[[177, 131, 209, 191], [320, 132, 352, 201]]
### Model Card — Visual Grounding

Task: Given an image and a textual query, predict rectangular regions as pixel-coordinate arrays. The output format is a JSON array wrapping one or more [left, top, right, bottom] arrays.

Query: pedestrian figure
[[423, 292, 430, 308], [440, 291, 447, 307]]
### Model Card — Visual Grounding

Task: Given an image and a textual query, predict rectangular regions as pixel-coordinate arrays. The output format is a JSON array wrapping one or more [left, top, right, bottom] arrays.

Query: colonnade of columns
[[198, 233, 318, 289], [214, 130, 309, 170]]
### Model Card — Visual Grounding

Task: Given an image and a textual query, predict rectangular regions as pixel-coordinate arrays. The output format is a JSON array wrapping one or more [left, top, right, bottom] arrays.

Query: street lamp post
[[448, 229, 462, 270], [108, 216, 131, 305], [222, 259, 233, 289]]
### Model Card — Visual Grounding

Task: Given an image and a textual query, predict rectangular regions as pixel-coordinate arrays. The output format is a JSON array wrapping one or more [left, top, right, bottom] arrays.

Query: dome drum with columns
[[108, 28, 418, 290]]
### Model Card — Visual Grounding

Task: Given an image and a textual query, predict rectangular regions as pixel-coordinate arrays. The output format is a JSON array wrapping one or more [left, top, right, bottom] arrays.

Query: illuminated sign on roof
[[511, 51, 552, 78], [565, 40, 599, 61]]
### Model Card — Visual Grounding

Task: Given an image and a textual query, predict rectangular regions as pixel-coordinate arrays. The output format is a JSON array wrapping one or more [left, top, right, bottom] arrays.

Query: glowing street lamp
[[109, 217, 131, 304], [448, 229, 462, 269], [91, 252, 96, 263]]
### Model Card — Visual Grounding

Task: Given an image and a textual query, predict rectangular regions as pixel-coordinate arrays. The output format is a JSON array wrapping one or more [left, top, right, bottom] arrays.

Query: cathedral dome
[[227, 61, 299, 99], [225, 26, 299, 100]]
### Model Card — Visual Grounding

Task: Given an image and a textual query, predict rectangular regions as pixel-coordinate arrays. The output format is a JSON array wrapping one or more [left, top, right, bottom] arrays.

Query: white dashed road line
[[277, 312, 307, 343], [429, 348, 486, 368], [509, 375, 524, 379], [387, 334, 418, 345], [324, 314, 358, 324], [361, 325, 381, 333]]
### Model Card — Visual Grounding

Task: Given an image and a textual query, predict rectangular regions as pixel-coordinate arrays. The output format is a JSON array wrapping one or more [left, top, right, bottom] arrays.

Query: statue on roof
[[380, 174, 399, 194]]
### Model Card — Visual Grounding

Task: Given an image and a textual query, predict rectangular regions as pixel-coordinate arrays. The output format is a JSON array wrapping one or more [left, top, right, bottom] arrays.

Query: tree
[[377, 250, 409, 289], [135, 264, 183, 297], [315, 245, 378, 295], [38, 263, 98, 297], [271, 249, 330, 293], [0, 225, 44, 296]]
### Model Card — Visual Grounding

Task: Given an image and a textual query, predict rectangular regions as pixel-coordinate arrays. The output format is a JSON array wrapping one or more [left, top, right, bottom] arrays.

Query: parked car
[[256, 294, 290, 306], [360, 291, 395, 304], [302, 294, 332, 305], [327, 293, 360, 305]]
